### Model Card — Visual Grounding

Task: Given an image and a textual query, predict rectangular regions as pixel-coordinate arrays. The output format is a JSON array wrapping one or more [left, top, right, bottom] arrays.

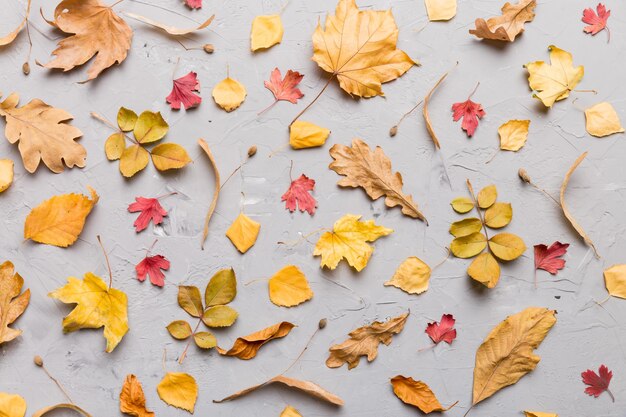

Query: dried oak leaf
[[469, 0, 536, 42], [390, 376, 453, 413], [472, 307, 556, 406], [282, 174, 317, 215], [128, 197, 168, 232], [264, 68, 304, 106], [329, 139, 426, 222], [534, 242, 569, 274], [425, 314, 456, 345], [120, 374, 154, 417], [582, 365, 614, 401], [0, 261, 30, 346], [268, 265, 313, 307], [312, 0, 416, 97], [49, 272, 129, 352], [167, 71, 201, 110], [0, 93, 86, 173], [42, 0, 132, 82], [326, 312, 409, 370], [136, 254, 170, 287], [582, 3, 610, 39], [217, 321, 295, 360], [157, 372, 197, 412], [0, 392, 26, 417], [0, 0, 31, 46]]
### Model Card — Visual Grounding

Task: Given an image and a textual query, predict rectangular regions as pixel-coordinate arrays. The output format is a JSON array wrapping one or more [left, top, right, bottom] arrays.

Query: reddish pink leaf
[[534, 242, 569, 274], [582, 365, 615, 402], [425, 314, 457, 345], [184, 0, 202, 9], [582, 3, 610, 36], [136, 254, 170, 287], [264, 68, 304, 105], [128, 197, 168, 232], [166, 71, 202, 110], [281, 174, 317, 215], [451, 99, 485, 137]]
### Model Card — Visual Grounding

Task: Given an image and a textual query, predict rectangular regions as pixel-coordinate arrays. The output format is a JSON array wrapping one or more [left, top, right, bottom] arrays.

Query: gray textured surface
[[1, 0, 625, 416]]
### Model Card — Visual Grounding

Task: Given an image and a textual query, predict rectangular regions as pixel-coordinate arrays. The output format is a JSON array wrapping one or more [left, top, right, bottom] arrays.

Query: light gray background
[[1, 0, 625, 416]]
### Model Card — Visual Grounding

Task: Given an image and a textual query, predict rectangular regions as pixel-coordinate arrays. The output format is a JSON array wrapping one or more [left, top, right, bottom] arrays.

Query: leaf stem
[[96, 235, 114, 289], [605, 25, 611, 43], [90, 112, 138, 145], [280, 323, 321, 376], [467, 81, 480, 100], [606, 388, 615, 402], [179, 319, 202, 364], [257, 100, 278, 116], [289, 75, 334, 126], [389, 99, 423, 136], [431, 247, 450, 272], [466, 180, 489, 241]]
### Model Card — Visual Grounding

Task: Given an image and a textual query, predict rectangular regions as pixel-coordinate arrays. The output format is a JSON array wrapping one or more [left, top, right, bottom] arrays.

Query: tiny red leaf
[[534, 241, 569, 274], [264, 68, 304, 104], [451, 99, 485, 137], [425, 314, 457, 345], [128, 197, 168, 232], [281, 174, 317, 215], [184, 0, 202, 9], [582, 365, 614, 402], [166, 71, 202, 110], [136, 254, 170, 287], [582, 3, 610, 36]]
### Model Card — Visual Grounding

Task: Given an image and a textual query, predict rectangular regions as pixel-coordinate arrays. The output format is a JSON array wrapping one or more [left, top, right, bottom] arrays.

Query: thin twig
[[37, 358, 74, 404], [390, 99, 423, 136], [179, 319, 202, 364], [290, 75, 334, 126]]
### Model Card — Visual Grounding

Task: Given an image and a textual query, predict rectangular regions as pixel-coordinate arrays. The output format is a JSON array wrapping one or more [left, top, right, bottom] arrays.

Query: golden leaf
[[24, 187, 99, 247], [0, 93, 85, 173], [217, 321, 295, 360], [250, 15, 283, 51], [151, 143, 192, 171], [212, 77, 247, 112], [120, 374, 154, 417], [0, 392, 26, 417], [472, 307, 556, 406], [198, 139, 221, 249], [124, 13, 214, 36], [499, 120, 530, 151], [268, 265, 313, 307], [289, 121, 330, 149], [524, 412, 558, 417], [524, 46, 583, 107], [133, 111, 168, 144], [193, 332, 217, 349], [329, 139, 426, 221], [0, 0, 31, 46], [119, 145, 150, 177], [585, 102, 624, 138], [0, 261, 29, 346], [424, 0, 457, 21], [279, 406, 302, 417], [477, 185, 497, 208], [470, 0, 536, 42], [390, 376, 451, 414], [32, 404, 91, 417], [450, 232, 487, 258], [202, 305, 238, 327], [117, 107, 137, 131], [205, 268, 237, 307], [488, 233, 526, 261], [313, 214, 392, 271], [225, 213, 261, 253], [0, 159, 13, 192], [177, 286, 204, 317], [484, 203, 512, 228], [467, 252, 500, 288], [48, 272, 128, 353], [384, 257, 431, 295], [157, 372, 198, 413], [451, 197, 474, 213], [604, 264, 626, 299], [312, 0, 416, 97], [449, 218, 482, 237], [166, 320, 192, 339], [105, 133, 125, 160], [42, 0, 133, 82], [326, 312, 409, 369]]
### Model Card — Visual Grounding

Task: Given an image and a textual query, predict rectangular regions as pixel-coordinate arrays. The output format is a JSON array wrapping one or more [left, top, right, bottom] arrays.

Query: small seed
[[247, 145, 257, 157], [203, 44, 214, 54], [518, 168, 531, 183], [34, 355, 43, 366], [22, 62, 30, 75], [389, 125, 398, 137], [318, 318, 327, 329]]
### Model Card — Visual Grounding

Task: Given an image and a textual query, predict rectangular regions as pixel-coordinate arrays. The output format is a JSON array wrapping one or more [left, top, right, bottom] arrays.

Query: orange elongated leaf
[[198, 139, 220, 249], [391, 376, 455, 414], [217, 321, 295, 359], [120, 375, 154, 417]]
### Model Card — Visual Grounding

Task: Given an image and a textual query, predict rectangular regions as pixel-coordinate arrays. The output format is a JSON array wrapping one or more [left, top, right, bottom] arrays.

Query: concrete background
[[1, 0, 625, 416]]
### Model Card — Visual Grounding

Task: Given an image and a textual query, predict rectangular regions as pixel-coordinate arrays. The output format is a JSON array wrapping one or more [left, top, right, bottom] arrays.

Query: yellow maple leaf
[[48, 272, 128, 353], [314, 214, 392, 271], [157, 372, 197, 413], [268, 265, 313, 307], [0, 392, 26, 417], [226, 213, 260, 253], [0, 261, 30, 346], [250, 15, 283, 51]]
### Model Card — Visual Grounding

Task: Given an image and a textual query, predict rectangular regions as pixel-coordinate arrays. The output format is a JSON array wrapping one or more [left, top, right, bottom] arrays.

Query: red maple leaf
[[136, 254, 170, 287], [425, 314, 457, 345], [534, 242, 569, 274], [582, 3, 611, 41], [260, 68, 304, 114], [128, 197, 168, 232], [166, 71, 202, 110], [184, 0, 202, 9], [582, 365, 615, 402], [281, 174, 317, 215], [451, 99, 485, 137]]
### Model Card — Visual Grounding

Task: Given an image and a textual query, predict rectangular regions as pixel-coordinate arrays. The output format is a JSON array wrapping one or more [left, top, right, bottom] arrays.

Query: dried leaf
[[469, 0, 536, 42], [120, 374, 154, 417], [205, 268, 237, 307], [0, 392, 26, 417], [194, 332, 217, 349], [0, 261, 30, 346], [384, 257, 431, 295], [167, 320, 192, 339], [603, 264, 626, 299], [581, 365, 614, 401], [423, 71, 449, 149], [0, 159, 14, 193], [477, 185, 497, 208], [451, 197, 474, 213], [212, 77, 247, 112], [151, 143, 192, 171], [584, 102, 624, 137], [178, 285, 203, 317], [125, 13, 214, 35], [524, 46, 583, 107], [524, 412, 558, 417], [225, 213, 261, 253], [449, 218, 482, 237], [217, 321, 295, 360], [425, 314, 457, 345], [268, 265, 313, 307], [488, 233, 526, 261], [450, 233, 487, 258], [202, 305, 238, 327], [32, 403, 92, 417], [282, 174, 317, 215], [135, 254, 170, 287], [289, 121, 330, 149], [424, 0, 456, 21], [167, 72, 202, 110], [127, 197, 168, 233], [467, 252, 500, 288], [484, 203, 512, 228], [280, 406, 302, 417], [198, 139, 221, 249], [451, 98, 485, 137], [0, 0, 31, 46], [390, 376, 450, 413], [499, 119, 530, 151], [251, 15, 283, 51], [264, 68, 304, 105], [534, 242, 569, 274], [582, 3, 611, 38], [157, 372, 198, 413]]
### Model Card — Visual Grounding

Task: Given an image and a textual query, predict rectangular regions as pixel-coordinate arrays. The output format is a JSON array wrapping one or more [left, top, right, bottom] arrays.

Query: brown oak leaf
[[469, 0, 536, 42]]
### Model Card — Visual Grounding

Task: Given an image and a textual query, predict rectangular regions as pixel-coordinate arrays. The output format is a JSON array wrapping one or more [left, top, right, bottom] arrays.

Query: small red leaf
[[534, 241, 569, 274], [136, 254, 170, 287], [582, 3, 610, 36], [582, 365, 614, 402], [166, 71, 202, 110], [451, 99, 485, 137], [128, 197, 168, 233], [281, 174, 317, 215], [425, 314, 457, 345], [265, 68, 304, 105], [184, 0, 202, 9]]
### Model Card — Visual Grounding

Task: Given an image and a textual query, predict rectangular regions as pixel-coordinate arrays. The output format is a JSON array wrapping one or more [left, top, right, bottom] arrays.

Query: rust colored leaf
[[120, 374, 154, 417], [217, 321, 295, 360]]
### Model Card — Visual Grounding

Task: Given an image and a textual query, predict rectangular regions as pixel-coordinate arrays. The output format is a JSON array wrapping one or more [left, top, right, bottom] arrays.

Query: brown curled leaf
[[0, 0, 32, 46], [423, 71, 449, 149], [198, 139, 220, 250], [124, 13, 214, 35], [33, 403, 93, 417], [217, 321, 295, 359]]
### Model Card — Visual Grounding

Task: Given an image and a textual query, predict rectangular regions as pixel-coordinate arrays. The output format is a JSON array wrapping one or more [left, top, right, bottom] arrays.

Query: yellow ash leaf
[[488, 233, 526, 261], [166, 320, 192, 340], [268, 265, 313, 307], [24, 187, 99, 247], [204, 268, 237, 307], [157, 372, 197, 413], [280, 406, 303, 417], [467, 252, 500, 288], [472, 307, 556, 405], [313, 214, 392, 271], [390, 376, 449, 414], [133, 111, 168, 144], [499, 119, 530, 151], [585, 102, 624, 138], [193, 332, 217, 349], [177, 286, 203, 317], [451, 197, 474, 213], [384, 257, 431, 295], [470, 0, 536, 42], [449, 218, 482, 237], [202, 305, 238, 327], [289, 121, 330, 149], [525, 45, 583, 107], [119, 145, 150, 177], [151, 143, 192, 171], [484, 202, 512, 229], [105, 133, 125, 160], [226, 213, 261, 253], [0, 159, 14, 193], [117, 107, 137, 131], [212, 77, 247, 112], [450, 232, 487, 258], [312, 0, 417, 97], [477, 185, 497, 208], [250, 15, 284, 51], [524, 412, 558, 417], [49, 272, 128, 352], [0, 392, 26, 417], [0, 261, 30, 346], [604, 264, 626, 299], [120, 374, 154, 417], [424, 0, 457, 21], [217, 321, 295, 360]]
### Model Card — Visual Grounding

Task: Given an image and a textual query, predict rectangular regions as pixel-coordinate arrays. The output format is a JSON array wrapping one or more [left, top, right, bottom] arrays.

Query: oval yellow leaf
[[205, 268, 237, 307], [117, 107, 137, 131], [212, 77, 246, 112], [250, 15, 283, 51], [226, 213, 260, 253], [390, 375, 448, 413], [449, 217, 482, 237], [451, 196, 474, 213], [0, 159, 14, 193], [193, 331, 217, 349], [119, 144, 150, 177], [157, 372, 197, 413], [450, 232, 487, 258], [585, 102, 624, 138], [105, 133, 125, 160], [477, 185, 497, 208], [604, 264, 626, 299], [177, 285, 203, 318], [425, 0, 456, 21], [484, 202, 512, 229], [384, 257, 431, 295], [289, 121, 330, 149], [467, 252, 500, 288], [133, 111, 168, 144], [268, 265, 313, 307], [202, 305, 238, 327], [0, 392, 26, 417], [498, 119, 530, 151], [166, 320, 192, 340], [488, 233, 526, 261], [151, 143, 191, 171]]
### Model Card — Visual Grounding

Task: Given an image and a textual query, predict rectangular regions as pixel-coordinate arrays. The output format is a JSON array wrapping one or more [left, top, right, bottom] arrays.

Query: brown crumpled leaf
[[217, 321, 295, 359], [124, 13, 214, 36], [329, 139, 426, 222], [32, 404, 92, 417], [120, 374, 154, 417], [469, 0, 536, 42], [326, 312, 409, 369], [390, 376, 455, 414], [0, 92, 86, 173], [0, 261, 30, 346], [0, 0, 32, 46], [423, 71, 450, 149]]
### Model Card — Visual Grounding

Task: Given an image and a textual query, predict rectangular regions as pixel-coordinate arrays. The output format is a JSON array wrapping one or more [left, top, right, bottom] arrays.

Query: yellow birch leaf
[[24, 187, 99, 247], [524, 412, 558, 417], [604, 264, 626, 299], [0, 261, 30, 346], [217, 321, 295, 360], [488, 233, 526, 261], [157, 372, 197, 413], [133, 111, 168, 144], [289, 121, 330, 149], [313, 214, 392, 271], [472, 307, 556, 405], [119, 145, 150, 177], [469, 0, 536, 42], [202, 305, 238, 327], [48, 272, 128, 352], [105, 133, 125, 160], [484, 203, 512, 229], [585, 102, 624, 138], [250, 15, 284, 51], [280, 406, 303, 417], [166, 320, 192, 340], [449, 218, 482, 237], [451, 197, 474, 213], [0, 0, 31, 46], [477, 185, 497, 208], [0, 392, 26, 417], [390, 376, 450, 414], [384, 257, 431, 295], [120, 374, 154, 417], [467, 252, 500, 288], [0, 159, 14, 193], [212, 77, 246, 112], [499, 120, 530, 151], [117, 107, 137, 131], [151, 143, 191, 171], [226, 213, 261, 253], [450, 232, 487, 258], [205, 268, 237, 307], [193, 332, 216, 349], [269, 265, 313, 307], [425, 0, 457, 21]]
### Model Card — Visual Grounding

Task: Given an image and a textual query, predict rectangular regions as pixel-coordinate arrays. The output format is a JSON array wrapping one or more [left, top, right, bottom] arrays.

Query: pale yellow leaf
[[384, 257, 431, 295], [0, 392, 26, 417], [477, 185, 497, 208], [269, 265, 313, 307], [198, 138, 221, 249], [499, 119, 530, 151], [451, 197, 474, 213], [119, 145, 150, 177], [289, 121, 330, 149], [585, 102, 624, 138], [425, 0, 457, 21], [467, 252, 500, 288], [470, 0, 536, 42], [202, 305, 238, 327], [450, 232, 487, 258], [488, 233, 526, 261], [525, 46, 583, 107], [250, 15, 283, 51], [604, 264, 626, 299], [449, 218, 482, 237], [157, 372, 198, 413], [117, 107, 137, 131], [0, 159, 14, 193], [151, 143, 191, 171], [226, 213, 261, 253], [105, 133, 125, 160], [484, 202, 512, 228], [212, 77, 247, 112]]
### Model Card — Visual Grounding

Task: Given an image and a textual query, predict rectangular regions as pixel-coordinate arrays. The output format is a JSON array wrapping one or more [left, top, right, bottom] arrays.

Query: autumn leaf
[[390, 376, 453, 413], [289, 121, 330, 149], [0, 0, 31, 46], [198, 138, 220, 249], [261, 68, 304, 114], [425, 314, 457, 345], [584, 102, 624, 137], [49, 272, 129, 352], [213, 77, 247, 112], [24, 187, 99, 247], [582, 3, 611, 41], [167, 71, 202, 110], [472, 307, 556, 407], [42, 0, 132, 82], [280, 406, 302, 417], [524, 412, 558, 417], [32, 404, 91, 417], [0, 159, 13, 193], [582, 365, 614, 401], [151, 143, 193, 171], [127, 197, 168, 232], [251, 15, 284, 51], [0, 392, 27, 417], [451, 84, 485, 137], [326, 312, 409, 369], [157, 372, 198, 412], [184, 0, 201, 9], [499, 120, 530, 151], [534, 242, 569, 275], [226, 213, 261, 253], [604, 264, 626, 299], [282, 174, 317, 215], [469, 0, 536, 42], [124, 13, 214, 36], [0, 93, 86, 173], [314, 214, 392, 271], [384, 257, 431, 295], [120, 375, 154, 417], [136, 254, 170, 287], [217, 321, 295, 360], [0, 261, 30, 346], [205, 268, 237, 307], [268, 265, 313, 307], [424, 0, 456, 21]]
